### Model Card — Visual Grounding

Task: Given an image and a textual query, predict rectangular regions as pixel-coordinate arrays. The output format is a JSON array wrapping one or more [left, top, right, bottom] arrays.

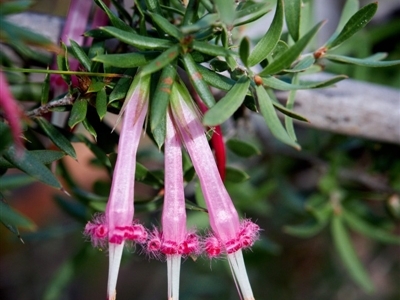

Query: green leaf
[[82, 119, 97, 140], [284, 0, 301, 41], [135, 162, 163, 188], [109, 68, 136, 103], [284, 220, 327, 238], [256, 85, 300, 149], [0, 201, 36, 230], [259, 21, 325, 76], [93, 52, 158, 68], [324, 53, 400, 67], [3, 147, 62, 189], [68, 99, 88, 128], [56, 43, 71, 85], [248, 0, 283, 66], [326, 2, 378, 50], [181, 14, 219, 34], [149, 12, 183, 40], [336, 0, 360, 35], [96, 88, 108, 120], [197, 64, 236, 91], [99, 26, 173, 50], [54, 195, 88, 222], [262, 74, 347, 90], [35, 117, 77, 159], [0, 122, 13, 154], [234, 2, 272, 27], [75, 135, 111, 168], [331, 215, 374, 293], [87, 81, 106, 93], [214, 0, 235, 26], [185, 199, 208, 212], [225, 166, 250, 183], [94, 0, 135, 33], [41, 70, 50, 105], [150, 64, 177, 149], [0, 1, 33, 15], [284, 74, 299, 141], [239, 37, 250, 67], [191, 40, 230, 57], [69, 40, 91, 71], [226, 139, 260, 157], [284, 55, 315, 72], [342, 209, 400, 244], [0, 174, 36, 190], [182, 53, 215, 108], [203, 76, 250, 126], [140, 45, 180, 76]]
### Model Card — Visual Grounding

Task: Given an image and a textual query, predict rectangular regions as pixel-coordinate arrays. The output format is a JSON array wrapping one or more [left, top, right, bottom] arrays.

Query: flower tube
[[147, 110, 199, 299], [170, 83, 259, 300], [84, 75, 150, 300]]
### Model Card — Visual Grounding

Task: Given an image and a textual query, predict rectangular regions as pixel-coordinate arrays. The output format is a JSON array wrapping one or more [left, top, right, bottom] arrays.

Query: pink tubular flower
[[170, 83, 259, 300], [147, 110, 200, 299], [0, 70, 23, 150], [84, 75, 150, 300]]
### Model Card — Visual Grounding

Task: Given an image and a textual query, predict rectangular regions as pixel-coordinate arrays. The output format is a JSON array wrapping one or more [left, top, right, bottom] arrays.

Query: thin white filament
[[227, 250, 255, 300], [107, 243, 125, 300], [167, 255, 182, 300]]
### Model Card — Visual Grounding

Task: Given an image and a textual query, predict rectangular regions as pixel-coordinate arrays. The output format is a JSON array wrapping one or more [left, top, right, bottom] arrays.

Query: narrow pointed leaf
[[285, 0, 301, 41], [68, 99, 88, 128], [248, 0, 283, 66], [0, 201, 36, 230], [94, 0, 135, 33], [197, 64, 236, 91], [93, 52, 158, 68], [99, 26, 173, 50], [140, 45, 180, 76], [324, 53, 400, 67], [41, 70, 50, 105], [149, 13, 183, 40], [191, 40, 230, 57], [69, 40, 91, 71], [234, 2, 272, 27], [336, 0, 360, 36], [284, 220, 327, 238], [226, 139, 260, 157], [239, 37, 250, 67], [181, 14, 219, 34], [326, 3, 378, 50], [214, 0, 235, 26], [284, 55, 315, 72], [82, 119, 97, 140], [0, 174, 36, 190], [182, 53, 215, 107], [36, 117, 76, 159], [259, 21, 325, 76], [150, 64, 177, 149], [3, 147, 62, 189], [109, 68, 136, 102], [342, 209, 400, 244], [135, 162, 163, 188], [262, 74, 347, 90], [285, 74, 299, 141], [203, 76, 250, 126], [96, 88, 108, 120], [256, 85, 300, 149], [225, 166, 250, 183], [331, 215, 374, 293]]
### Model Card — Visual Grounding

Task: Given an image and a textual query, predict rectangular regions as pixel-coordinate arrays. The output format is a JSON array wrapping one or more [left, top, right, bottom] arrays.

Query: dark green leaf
[[82, 119, 97, 140], [3, 147, 62, 189], [285, 0, 301, 41], [149, 12, 183, 40], [239, 37, 250, 67], [225, 166, 250, 183], [259, 21, 324, 76], [150, 65, 176, 149], [69, 40, 91, 71], [87, 81, 106, 93], [182, 53, 215, 108], [234, 2, 272, 27], [226, 139, 260, 157], [68, 99, 88, 128], [0, 174, 35, 190], [203, 77, 250, 126], [93, 52, 158, 68], [326, 3, 378, 50], [135, 162, 163, 188], [197, 65, 235, 91], [0, 1, 33, 15], [342, 209, 400, 244], [41, 70, 50, 105], [256, 85, 300, 149], [99, 26, 173, 50], [181, 14, 219, 34], [109, 68, 135, 103], [56, 43, 71, 85], [185, 199, 208, 212], [191, 40, 230, 57], [324, 53, 400, 67], [36, 117, 77, 159], [0, 201, 36, 230], [96, 88, 108, 120], [94, 0, 135, 33], [248, 0, 283, 66], [140, 45, 180, 76], [331, 215, 374, 293], [284, 55, 315, 72], [0, 122, 13, 154], [0, 150, 65, 168], [262, 74, 347, 90]]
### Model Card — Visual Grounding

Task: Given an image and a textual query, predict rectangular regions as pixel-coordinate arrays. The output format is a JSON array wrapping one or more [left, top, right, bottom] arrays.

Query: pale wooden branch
[[275, 73, 400, 144], [26, 94, 75, 117]]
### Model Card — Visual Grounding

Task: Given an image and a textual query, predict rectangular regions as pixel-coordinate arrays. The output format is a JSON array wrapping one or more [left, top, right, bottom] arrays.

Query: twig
[[26, 94, 75, 117]]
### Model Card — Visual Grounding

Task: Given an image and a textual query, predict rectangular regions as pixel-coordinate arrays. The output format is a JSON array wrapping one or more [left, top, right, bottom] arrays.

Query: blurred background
[[0, 1, 399, 300]]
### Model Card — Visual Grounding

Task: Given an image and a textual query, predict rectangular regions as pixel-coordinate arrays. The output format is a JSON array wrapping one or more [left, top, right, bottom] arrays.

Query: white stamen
[[227, 250, 255, 300], [108, 243, 125, 300], [167, 254, 182, 300]]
